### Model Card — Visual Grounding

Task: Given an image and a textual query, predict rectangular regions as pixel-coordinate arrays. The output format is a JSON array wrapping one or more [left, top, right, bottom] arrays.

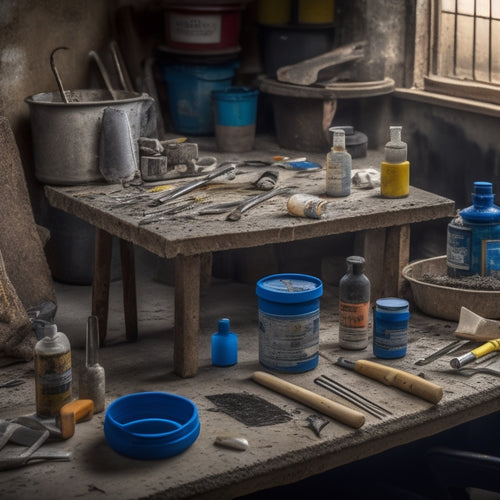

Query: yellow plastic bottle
[[380, 126, 410, 198]]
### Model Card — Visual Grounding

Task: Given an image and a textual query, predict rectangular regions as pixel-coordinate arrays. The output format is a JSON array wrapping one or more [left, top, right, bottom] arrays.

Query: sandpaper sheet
[[206, 392, 292, 427]]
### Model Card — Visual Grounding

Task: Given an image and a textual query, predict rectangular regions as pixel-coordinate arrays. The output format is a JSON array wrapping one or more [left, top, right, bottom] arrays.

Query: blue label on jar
[[373, 312, 408, 359], [447, 224, 471, 270], [483, 239, 500, 277]]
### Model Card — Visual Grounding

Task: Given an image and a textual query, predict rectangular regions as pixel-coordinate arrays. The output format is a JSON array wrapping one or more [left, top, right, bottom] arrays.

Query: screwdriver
[[450, 338, 500, 369]]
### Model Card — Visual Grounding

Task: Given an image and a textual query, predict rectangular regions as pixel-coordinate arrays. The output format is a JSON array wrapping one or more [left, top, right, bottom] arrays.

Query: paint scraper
[[334, 357, 443, 404]]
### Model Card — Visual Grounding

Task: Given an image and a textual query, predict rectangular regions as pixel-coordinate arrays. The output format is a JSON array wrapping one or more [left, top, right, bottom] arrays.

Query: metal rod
[[320, 375, 392, 414], [89, 50, 118, 101], [314, 378, 385, 419], [315, 375, 393, 418], [50, 46, 70, 103]]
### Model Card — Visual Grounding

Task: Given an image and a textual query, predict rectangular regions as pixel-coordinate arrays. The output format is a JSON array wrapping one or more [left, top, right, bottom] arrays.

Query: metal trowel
[[99, 107, 137, 184], [454, 307, 500, 341]]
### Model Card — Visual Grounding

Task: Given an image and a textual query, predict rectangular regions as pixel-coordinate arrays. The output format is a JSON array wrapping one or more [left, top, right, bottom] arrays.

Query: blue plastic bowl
[[104, 392, 200, 459]]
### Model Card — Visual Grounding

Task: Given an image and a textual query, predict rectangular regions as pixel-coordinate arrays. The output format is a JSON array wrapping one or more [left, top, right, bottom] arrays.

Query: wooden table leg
[[119, 239, 138, 342], [92, 228, 112, 346], [384, 224, 410, 297], [354, 224, 410, 299], [174, 253, 201, 378]]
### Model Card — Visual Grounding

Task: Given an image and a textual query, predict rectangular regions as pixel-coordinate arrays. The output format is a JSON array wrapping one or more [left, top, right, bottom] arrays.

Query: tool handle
[[354, 360, 443, 404], [252, 371, 365, 429], [59, 399, 94, 439], [472, 339, 500, 358]]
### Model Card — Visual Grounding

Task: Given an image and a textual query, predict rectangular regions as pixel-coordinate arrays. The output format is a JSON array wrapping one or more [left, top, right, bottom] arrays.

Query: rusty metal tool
[[89, 50, 119, 101], [314, 375, 392, 419], [148, 163, 236, 207], [335, 357, 443, 404], [50, 46, 70, 103], [450, 338, 500, 369], [251, 371, 365, 429], [415, 339, 469, 366], [452, 357, 500, 377], [226, 186, 291, 221]]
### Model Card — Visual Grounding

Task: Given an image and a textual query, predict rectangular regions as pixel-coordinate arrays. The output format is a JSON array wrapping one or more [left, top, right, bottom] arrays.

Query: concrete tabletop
[[1, 274, 499, 500]]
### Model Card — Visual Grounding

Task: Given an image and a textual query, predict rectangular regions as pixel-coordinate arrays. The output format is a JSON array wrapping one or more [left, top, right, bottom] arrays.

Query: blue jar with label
[[373, 298, 409, 359], [256, 273, 323, 373], [447, 181, 500, 277]]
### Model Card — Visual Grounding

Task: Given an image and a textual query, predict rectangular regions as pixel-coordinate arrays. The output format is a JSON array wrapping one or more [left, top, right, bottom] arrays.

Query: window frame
[[398, 0, 500, 116]]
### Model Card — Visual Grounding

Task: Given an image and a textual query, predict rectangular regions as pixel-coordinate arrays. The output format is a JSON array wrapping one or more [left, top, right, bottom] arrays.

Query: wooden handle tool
[[251, 371, 365, 429], [336, 358, 443, 404]]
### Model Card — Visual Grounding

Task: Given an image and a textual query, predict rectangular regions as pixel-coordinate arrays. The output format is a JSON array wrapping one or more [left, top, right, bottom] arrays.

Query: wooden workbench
[[44, 136, 455, 377], [2, 275, 500, 500]]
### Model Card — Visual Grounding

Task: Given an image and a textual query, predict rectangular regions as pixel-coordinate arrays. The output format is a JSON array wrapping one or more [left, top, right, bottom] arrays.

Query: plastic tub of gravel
[[402, 255, 500, 321]]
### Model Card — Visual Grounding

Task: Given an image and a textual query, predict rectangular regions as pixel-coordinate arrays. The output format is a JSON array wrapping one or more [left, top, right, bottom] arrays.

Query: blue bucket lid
[[212, 86, 259, 101], [162, 62, 238, 81], [375, 297, 409, 311], [256, 273, 323, 304]]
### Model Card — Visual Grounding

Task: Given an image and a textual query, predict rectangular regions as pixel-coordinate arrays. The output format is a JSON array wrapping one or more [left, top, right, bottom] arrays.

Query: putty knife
[[454, 307, 500, 341]]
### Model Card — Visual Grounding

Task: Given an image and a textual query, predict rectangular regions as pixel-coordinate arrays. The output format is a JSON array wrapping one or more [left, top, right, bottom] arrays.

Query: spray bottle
[[79, 316, 106, 413], [380, 126, 410, 198], [34, 322, 72, 417]]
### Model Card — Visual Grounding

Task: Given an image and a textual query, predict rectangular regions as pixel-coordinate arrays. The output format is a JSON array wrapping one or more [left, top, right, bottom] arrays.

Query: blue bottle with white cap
[[211, 318, 238, 367]]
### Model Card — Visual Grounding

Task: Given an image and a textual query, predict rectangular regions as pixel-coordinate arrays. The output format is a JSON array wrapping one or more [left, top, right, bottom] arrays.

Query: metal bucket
[[25, 90, 155, 185]]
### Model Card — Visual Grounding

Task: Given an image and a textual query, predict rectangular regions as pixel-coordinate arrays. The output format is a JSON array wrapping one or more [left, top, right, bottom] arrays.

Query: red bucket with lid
[[164, 4, 244, 51]]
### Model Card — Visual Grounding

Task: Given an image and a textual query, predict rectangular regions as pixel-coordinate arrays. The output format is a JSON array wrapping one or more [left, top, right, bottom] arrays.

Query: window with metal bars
[[424, 0, 500, 104]]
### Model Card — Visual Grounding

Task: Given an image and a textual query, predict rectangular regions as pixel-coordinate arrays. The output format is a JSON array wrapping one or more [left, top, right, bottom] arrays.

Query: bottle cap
[[333, 129, 346, 149], [218, 318, 230, 334], [346, 255, 365, 274], [460, 181, 500, 222], [42, 323, 57, 338]]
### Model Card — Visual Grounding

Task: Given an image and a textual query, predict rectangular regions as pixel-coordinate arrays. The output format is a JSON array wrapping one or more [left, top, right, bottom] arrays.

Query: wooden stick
[[252, 371, 365, 429]]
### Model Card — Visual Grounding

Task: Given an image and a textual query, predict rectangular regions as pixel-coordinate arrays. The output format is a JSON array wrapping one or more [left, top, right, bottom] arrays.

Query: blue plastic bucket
[[256, 273, 323, 373], [162, 63, 236, 135], [373, 298, 409, 359], [212, 87, 259, 152], [212, 87, 259, 126]]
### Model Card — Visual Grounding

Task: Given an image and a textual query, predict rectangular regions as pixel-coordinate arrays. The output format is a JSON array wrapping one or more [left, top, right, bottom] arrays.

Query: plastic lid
[[375, 298, 409, 311], [212, 87, 259, 102], [460, 181, 500, 222], [256, 273, 323, 304]]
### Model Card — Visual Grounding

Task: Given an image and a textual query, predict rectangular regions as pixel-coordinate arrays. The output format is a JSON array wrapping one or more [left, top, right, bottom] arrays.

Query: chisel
[[335, 358, 443, 404], [450, 338, 500, 369], [251, 371, 365, 429]]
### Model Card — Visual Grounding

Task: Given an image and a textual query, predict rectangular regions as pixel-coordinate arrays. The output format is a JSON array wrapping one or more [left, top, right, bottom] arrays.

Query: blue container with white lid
[[256, 273, 323, 373], [373, 298, 409, 359]]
